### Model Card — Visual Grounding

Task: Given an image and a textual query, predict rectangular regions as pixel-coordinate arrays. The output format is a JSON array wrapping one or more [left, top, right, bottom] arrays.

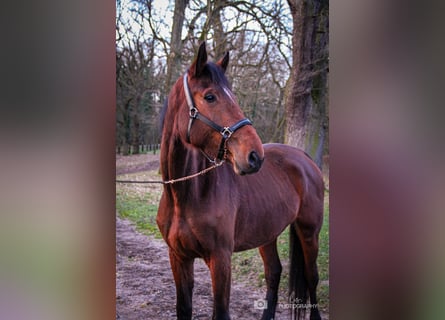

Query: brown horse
[[157, 42, 324, 320]]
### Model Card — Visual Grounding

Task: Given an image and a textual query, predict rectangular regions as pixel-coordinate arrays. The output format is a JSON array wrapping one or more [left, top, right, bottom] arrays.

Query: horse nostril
[[248, 151, 262, 171]]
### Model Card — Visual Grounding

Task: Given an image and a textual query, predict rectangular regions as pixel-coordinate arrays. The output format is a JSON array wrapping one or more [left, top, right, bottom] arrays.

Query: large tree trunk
[[285, 0, 329, 169], [165, 0, 189, 92]]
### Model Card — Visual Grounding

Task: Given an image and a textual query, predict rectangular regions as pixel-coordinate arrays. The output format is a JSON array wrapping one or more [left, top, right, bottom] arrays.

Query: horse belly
[[233, 185, 299, 251]]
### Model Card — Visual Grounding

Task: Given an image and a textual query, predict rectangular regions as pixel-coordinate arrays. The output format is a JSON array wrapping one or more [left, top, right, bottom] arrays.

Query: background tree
[[165, 0, 190, 92], [116, 0, 167, 154], [285, 0, 329, 169]]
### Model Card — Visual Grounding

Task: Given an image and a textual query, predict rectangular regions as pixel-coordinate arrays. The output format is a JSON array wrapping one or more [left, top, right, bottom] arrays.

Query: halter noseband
[[183, 73, 252, 162]]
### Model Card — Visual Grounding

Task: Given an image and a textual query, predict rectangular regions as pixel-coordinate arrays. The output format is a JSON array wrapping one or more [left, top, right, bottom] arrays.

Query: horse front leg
[[208, 250, 232, 320], [169, 249, 194, 320]]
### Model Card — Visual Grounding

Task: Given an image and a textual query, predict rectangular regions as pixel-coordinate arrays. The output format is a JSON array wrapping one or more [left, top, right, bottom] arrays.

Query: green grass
[[116, 193, 162, 238], [116, 170, 163, 239], [318, 190, 330, 313], [116, 172, 329, 315]]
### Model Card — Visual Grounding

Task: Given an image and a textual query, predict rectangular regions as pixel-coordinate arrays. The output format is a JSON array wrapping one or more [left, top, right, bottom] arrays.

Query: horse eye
[[204, 94, 216, 103]]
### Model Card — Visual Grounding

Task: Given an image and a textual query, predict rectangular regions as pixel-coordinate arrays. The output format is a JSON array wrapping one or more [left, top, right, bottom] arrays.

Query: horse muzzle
[[233, 149, 264, 175], [245, 150, 264, 174]]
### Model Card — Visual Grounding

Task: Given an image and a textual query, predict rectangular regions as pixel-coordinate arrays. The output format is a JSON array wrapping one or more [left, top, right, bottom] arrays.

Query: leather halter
[[183, 73, 252, 162]]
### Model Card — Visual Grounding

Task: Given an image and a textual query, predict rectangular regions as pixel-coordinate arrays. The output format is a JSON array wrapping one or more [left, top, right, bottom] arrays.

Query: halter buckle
[[221, 127, 233, 139]]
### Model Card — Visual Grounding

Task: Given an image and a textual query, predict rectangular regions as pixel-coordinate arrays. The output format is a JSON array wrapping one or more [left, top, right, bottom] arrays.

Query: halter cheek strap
[[183, 73, 252, 162]]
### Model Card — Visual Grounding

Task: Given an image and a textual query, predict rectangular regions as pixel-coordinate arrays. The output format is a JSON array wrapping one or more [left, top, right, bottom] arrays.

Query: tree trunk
[[212, 0, 227, 58], [123, 99, 132, 155], [131, 110, 140, 154], [285, 0, 329, 169], [198, 0, 227, 59], [165, 0, 190, 92]]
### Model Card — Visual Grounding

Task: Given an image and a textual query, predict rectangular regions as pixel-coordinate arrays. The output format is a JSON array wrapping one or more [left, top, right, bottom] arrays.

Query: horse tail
[[288, 222, 308, 320]]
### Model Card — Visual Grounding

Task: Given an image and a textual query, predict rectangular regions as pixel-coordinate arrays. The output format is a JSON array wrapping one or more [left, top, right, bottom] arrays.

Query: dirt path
[[116, 216, 298, 320], [116, 153, 160, 175]]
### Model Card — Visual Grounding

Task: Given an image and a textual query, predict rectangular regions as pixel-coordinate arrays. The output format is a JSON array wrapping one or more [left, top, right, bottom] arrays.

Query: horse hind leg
[[258, 239, 282, 320], [294, 221, 322, 320]]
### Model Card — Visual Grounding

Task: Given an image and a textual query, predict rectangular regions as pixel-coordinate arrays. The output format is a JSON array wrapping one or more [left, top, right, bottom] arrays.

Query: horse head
[[179, 42, 264, 175]]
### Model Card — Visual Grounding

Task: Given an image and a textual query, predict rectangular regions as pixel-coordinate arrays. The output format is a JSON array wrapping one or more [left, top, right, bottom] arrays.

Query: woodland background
[[116, 0, 328, 170]]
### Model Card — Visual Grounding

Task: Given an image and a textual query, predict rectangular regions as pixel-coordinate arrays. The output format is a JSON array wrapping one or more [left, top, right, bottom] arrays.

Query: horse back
[[263, 143, 324, 200]]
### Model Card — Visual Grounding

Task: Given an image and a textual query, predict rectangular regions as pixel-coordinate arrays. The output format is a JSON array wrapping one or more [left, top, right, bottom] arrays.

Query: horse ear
[[217, 51, 229, 73], [190, 42, 207, 77]]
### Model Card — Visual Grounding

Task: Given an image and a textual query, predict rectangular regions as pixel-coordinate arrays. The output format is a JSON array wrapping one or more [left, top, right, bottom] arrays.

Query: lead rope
[[115, 159, 225, 185]]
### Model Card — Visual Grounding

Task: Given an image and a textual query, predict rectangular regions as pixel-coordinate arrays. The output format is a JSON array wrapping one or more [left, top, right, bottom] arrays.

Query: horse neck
[[161, 133, 216, 202], [160, 86, 215, 200], [161, 133, 204, 177]]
